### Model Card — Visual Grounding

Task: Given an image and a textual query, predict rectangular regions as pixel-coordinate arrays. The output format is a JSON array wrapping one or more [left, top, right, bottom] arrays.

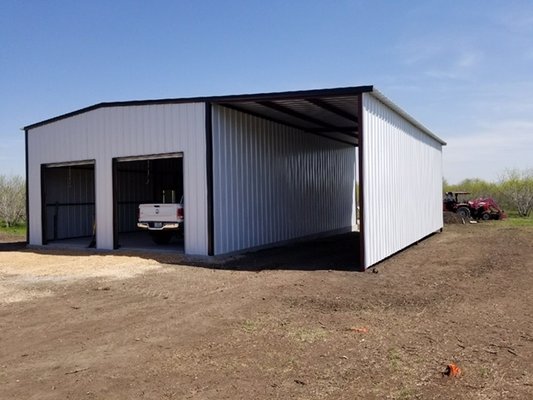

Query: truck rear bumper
[[137, 222, 181, 231]]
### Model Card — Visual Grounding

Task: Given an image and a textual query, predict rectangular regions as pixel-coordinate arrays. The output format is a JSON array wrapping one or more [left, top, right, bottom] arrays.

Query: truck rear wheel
[[150, 231, 173, 245]]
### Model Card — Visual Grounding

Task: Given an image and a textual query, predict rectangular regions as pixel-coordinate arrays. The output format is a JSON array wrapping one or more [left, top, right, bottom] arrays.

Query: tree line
[[444, 168, 533, 217], [0, 174, 25, 227]]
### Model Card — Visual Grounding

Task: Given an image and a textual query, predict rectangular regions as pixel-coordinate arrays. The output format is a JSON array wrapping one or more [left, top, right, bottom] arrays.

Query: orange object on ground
[[445, 363, 461, 377]]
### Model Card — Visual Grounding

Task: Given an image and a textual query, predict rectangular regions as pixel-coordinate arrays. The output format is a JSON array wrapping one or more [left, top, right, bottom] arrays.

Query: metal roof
[[23, 85, 446, 146]]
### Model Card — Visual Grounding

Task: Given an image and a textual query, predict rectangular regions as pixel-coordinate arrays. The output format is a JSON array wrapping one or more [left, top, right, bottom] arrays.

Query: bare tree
[[499, 169, 533, 217], [0, 174, 26, 227]]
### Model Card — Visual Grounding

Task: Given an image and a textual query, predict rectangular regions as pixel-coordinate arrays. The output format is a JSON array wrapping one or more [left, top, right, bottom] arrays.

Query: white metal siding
[[27, 103, 208, 255], [362, 93, 443, 268], [212, 105, 357, 255]]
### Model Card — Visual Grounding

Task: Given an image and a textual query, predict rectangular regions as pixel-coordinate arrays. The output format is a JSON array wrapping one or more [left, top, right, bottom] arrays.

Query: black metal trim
[[44, 165, 94, 171], [205, 103, 214, 256], [24, 86, 374, 131], [357, 94, 366, 272], [213, 85, 373, 103], [43, 160, 95, 169], [112, 158, 119, 249], [306, 98, 359, 123], [220, 104, 356, 147], [40, 164, 47, 245], [24, 129, 29, 244], [114, 152, 183, 162]]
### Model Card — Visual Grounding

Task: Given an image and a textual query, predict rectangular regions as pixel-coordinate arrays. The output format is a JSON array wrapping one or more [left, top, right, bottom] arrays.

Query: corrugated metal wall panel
[[212, 105, 357, 255], [115, 161, 155, 233], [27, 103, 208, 255], [43, 166, 95, 239], [362, 93, 443, 268]]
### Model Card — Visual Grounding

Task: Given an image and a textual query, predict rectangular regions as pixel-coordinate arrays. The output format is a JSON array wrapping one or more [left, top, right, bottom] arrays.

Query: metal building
[[24, 86, 446, 270]]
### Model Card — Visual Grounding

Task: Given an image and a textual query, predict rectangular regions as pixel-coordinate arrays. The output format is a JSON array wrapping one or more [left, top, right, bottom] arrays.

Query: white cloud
[[457, 52, 480, 68]]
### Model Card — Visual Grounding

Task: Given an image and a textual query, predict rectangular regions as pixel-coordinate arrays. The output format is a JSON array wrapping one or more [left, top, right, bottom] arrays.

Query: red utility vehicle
[[443, 191, 506, 220], [469, 197, 507, 220], [443, 191, 472, 218]]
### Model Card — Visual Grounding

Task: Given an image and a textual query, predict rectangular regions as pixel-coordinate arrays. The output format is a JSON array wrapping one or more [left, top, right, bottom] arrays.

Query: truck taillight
[[177, 207, 184, 218]]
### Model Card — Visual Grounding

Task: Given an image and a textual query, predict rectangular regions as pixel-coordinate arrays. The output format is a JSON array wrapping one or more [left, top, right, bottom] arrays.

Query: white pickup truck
[[137, 194, 184, 244]]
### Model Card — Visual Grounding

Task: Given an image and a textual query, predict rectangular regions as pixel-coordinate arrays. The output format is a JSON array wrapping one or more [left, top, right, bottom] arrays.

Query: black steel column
[[205, 103, 214, 256], [357, 94, 366, 271]]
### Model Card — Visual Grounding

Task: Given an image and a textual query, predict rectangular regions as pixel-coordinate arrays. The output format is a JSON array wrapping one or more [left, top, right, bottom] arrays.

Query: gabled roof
[[24, 85, 446, 145]]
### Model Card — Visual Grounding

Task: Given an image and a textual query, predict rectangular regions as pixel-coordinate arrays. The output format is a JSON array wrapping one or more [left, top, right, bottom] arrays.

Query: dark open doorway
[[41, 161, 95, 247], [113, 154, 184, 252]]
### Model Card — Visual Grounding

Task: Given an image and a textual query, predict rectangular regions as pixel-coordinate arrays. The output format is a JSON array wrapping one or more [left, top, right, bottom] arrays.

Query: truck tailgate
[[139, 204, 183, 222]]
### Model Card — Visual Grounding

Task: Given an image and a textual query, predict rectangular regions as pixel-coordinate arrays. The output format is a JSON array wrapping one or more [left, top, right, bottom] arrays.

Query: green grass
[[241, 319, 258, 333], [0, 223, 27, 236], [501, 215, 533, 227], [387, 348, 402, 371]]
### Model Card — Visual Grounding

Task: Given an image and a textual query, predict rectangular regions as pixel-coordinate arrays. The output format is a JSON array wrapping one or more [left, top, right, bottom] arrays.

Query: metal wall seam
[[362, 93, 443, 268], [211, 105, 357, 255], [24, 129, 29, 244]]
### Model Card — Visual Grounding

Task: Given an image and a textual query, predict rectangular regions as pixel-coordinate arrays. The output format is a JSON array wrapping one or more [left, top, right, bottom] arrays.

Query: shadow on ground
[[0, 232, 361, 272], [0, 241, 26, 251], [213, 232, 361, 271]]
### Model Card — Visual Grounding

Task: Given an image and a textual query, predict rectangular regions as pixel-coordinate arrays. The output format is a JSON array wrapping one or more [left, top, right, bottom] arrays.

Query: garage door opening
[[41, 161, 95, 247], [113, 154, 184, 252]]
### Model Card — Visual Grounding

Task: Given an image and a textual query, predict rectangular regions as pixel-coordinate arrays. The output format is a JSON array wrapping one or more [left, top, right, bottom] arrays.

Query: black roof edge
[[23, 85, 374, 131]]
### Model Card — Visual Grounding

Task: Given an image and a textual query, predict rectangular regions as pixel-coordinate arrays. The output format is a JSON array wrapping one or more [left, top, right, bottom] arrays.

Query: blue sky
[[1, 0, 532, 183]]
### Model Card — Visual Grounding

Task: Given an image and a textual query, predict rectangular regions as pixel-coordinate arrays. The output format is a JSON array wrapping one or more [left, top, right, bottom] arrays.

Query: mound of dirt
[[443, 211, 465, 224]]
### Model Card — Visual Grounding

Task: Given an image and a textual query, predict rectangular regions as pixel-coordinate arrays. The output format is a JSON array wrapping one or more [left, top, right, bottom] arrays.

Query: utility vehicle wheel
[[481, 212, 491, 221], [150, 231, 173, 245], [456, 207, 470, 219]]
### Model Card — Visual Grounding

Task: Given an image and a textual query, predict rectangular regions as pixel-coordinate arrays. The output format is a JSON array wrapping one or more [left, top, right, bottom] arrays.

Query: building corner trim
[[24, 130, 29, 244], [40, 164, 47, 245], [357, 94, 366, 271], [205, 103, 214, 256]]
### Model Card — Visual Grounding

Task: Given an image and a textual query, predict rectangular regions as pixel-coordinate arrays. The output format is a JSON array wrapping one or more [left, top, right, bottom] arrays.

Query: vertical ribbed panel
[[43, 166, 95, 239], [115, 161, 155, 233], [362, 93, 443, 268], [212, 105, 357, 255], [27, 103, 208, 254]]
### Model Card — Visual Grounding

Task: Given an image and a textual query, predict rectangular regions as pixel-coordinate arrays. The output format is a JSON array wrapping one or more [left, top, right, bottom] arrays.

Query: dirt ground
[[0, 224, 532, 399]]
